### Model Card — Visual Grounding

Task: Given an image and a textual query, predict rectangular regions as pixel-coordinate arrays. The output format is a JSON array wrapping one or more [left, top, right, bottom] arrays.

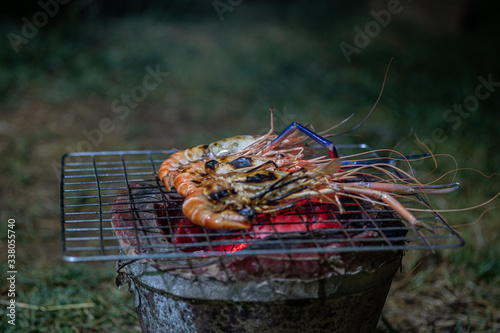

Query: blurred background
[[1, 0, 499, 331]]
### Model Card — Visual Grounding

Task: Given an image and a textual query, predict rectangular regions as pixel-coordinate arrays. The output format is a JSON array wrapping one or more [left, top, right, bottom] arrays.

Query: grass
[[0, 263, 140, 332], [1, 1, 499, 331]]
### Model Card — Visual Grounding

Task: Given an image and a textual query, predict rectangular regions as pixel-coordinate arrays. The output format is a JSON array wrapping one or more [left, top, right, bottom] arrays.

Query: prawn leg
[[182, 193, 252, 229], [294, 183, 435, 232], [262, 122, 339, 158], [348, 181, 460, 194], [339, 184, 435, 233]]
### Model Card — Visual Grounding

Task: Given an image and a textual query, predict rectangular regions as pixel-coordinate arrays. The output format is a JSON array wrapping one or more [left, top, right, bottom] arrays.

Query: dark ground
[[1, 1, 499, 332]]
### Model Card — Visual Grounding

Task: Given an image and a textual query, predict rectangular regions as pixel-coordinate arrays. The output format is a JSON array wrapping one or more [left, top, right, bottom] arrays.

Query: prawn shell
[[182, 194, 252, 229], [208, 135, 261, 157]]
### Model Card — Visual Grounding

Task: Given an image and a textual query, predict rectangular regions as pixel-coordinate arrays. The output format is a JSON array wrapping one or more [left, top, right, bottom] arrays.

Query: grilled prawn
[[163, 153, 451, 230], [159, 115, 338, 192], [158, 114, 457, 230], [173, 155, 332, 229]]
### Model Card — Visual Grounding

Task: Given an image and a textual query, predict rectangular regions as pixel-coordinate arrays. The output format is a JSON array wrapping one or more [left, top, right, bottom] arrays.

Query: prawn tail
[[182, 195, 252, 229]]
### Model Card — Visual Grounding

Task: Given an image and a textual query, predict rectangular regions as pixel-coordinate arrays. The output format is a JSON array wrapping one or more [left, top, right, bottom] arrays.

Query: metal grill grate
[[60, 145, 464, 262]]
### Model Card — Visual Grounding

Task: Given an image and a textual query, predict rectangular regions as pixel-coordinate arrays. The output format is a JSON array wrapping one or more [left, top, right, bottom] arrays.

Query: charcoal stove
[[60, 145, 464, 333]]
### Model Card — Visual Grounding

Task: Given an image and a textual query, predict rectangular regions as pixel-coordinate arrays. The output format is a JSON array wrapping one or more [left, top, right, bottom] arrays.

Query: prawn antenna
[[338, 57, 394, 136]]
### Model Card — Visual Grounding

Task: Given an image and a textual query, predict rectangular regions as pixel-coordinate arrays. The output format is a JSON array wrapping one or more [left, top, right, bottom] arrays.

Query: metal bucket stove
[[60, 146, 464, 333]]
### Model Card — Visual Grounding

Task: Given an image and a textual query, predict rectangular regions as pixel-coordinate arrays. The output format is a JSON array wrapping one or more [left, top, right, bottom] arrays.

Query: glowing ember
[[161, 199, 347, 254]]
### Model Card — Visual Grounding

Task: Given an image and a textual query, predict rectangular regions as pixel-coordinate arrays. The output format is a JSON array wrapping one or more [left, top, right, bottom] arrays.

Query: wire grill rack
[[60, 145, 464, 262]]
